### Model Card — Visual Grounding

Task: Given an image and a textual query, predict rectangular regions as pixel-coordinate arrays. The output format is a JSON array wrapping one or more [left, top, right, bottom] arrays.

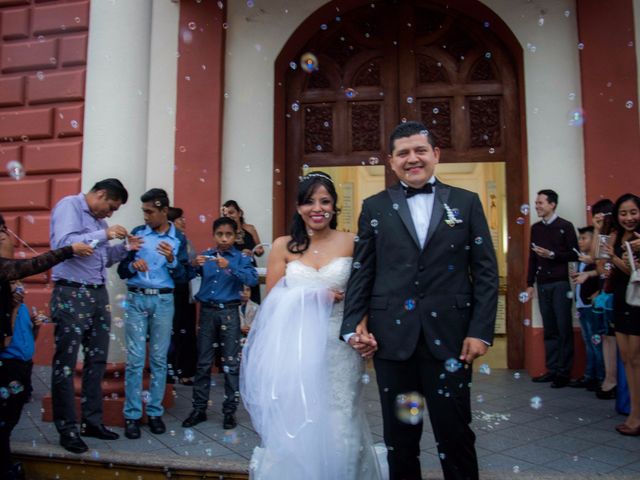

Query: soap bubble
[[568, 108, 585, 126], [591, 334, 602, 345], [516, 217, 525, 225], [188, 21, 197, 30], [406, 96, 414, 104], [513, 372, 521, 379], [6, 160, 25, 180], [368, 156, 379, 165], [300, 52, 319, 73], [8, 381, 24, 394], [518, 291, 529, 303], [478, 364, 491, 375], [488, 147, 495, 154], [141, 390, 151, 403], [404, 298, 416, 311], [474, 236, 483, 245], [361, 373, 370, 384], [392, 203, 399, 210], [0, 387, 9, 399], [183, 429, 195, 442], [578, 42, 584, 50], [370, 219, 379, 228], [199, 215, 206, 223], [352, 262, 361, 269], [344, 88, 358, 98], [289, 61, 297, 70], [513, 465, 521, 474], [395, 392, 425, 425], [523, 318, 531, 326], [320, 24, 328, 31], [520, 204, 530, 215], [530, 396, 542, 409], [626, 100, 634, 109], [444, 358, 462, 373], [291, 102, 300, 112]]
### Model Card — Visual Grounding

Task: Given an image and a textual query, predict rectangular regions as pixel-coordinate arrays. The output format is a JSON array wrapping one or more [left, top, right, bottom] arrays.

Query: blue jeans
[[124, 292, 174, 420], [578, 307, 605, 381]]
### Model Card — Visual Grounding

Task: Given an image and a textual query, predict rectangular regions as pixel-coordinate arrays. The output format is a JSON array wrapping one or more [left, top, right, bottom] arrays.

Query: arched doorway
[[273, 0, 527, 369]]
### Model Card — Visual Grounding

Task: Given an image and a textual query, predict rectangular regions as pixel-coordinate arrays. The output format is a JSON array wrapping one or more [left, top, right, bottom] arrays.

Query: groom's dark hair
[[389, 121, 436, 153]]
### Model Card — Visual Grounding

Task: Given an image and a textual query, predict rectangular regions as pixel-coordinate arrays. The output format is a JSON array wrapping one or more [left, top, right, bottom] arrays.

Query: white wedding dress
[[241, 257, 384, 480]]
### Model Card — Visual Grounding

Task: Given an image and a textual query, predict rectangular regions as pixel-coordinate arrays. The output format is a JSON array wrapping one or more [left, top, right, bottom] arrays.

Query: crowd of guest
[[0, 179, 262, 478], [525, 189, 640, 436]]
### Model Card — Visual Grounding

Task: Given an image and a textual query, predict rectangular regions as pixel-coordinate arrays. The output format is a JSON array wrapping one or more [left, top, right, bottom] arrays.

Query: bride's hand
[[331, 289, 345, 303]]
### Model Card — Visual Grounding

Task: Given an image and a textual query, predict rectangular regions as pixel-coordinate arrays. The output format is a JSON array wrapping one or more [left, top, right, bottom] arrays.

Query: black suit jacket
[[341, 181, 499, 361]]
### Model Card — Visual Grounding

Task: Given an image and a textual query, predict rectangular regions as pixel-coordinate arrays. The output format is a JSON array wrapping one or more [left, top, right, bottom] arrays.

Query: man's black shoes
[[148, 416, 166, 434], [81, 421, 119, 440], [182, 410, 207, 428], [532, 372, 555, 383], [223, 413, 237, 430], [59, 431, 88, 454], [124, 419, 141, 439], [551, 375, 570, 388]]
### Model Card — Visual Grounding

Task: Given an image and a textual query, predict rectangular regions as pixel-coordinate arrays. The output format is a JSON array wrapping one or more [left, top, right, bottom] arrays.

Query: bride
[[240, 172, 384, 480]]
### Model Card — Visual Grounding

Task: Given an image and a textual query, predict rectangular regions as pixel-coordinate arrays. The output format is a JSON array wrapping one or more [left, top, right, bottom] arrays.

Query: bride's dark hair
[[287, 171, 339, 254]]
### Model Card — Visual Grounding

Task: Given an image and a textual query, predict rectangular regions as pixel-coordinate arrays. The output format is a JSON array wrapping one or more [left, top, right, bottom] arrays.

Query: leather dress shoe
[[532, 372, 555, 383], [223, 413, 237, 430], [148, 416, 166, 434], [616, 424, 640, 436], [568, 376, 591, 388], [124, 419, 141, 439], [59, 431, 88, 454], [81, 421, 119, 440], [596, 385, 617, 399], [182, 410, 207, 428], [551, 375, 570, 388]]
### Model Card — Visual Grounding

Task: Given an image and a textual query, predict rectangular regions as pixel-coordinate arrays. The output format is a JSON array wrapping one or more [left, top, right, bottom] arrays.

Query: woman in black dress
[[601, 194, 640, 436], [222, 200, 263, 303]]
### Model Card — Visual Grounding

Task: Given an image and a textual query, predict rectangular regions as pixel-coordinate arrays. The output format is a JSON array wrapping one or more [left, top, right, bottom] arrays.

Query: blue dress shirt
[[195, 247, 258, 304]]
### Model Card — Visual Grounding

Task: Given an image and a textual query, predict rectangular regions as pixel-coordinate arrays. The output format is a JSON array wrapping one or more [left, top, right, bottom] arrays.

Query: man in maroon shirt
[[525, 189, 579, 388]]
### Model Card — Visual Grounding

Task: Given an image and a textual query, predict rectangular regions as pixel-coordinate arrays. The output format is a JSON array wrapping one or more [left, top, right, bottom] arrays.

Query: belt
[[55, 279, 104, 289], [127, 287, 174, 295], [201, 301, 241, 310]]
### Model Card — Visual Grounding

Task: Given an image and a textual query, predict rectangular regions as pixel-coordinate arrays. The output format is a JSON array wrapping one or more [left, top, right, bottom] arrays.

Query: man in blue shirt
[[182, 217, 258, 430], [117, 189, 191, 440]]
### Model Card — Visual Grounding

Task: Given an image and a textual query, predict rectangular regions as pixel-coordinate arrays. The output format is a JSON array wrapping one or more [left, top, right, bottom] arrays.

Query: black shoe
[[59, 431, 88, 454], [148, 416, 166, 434], [124, 419, 141, 439], [81, 421, 120, 440], [182, 410, 207, 428], [568, 376, 590, 388], [532, 372, 556, 383], [551, 375, 570, 388], [223, 413, 237, 430], [596, 385, 617, 399]]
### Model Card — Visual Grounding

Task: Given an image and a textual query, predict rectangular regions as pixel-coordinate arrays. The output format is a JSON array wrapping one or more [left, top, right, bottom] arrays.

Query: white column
[[83, 0, 153, 361], [146, 0, 180, 199]]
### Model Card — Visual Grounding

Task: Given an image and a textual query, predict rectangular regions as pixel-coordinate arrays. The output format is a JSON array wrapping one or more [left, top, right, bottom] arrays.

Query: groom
[[342, 121, 498, 480]]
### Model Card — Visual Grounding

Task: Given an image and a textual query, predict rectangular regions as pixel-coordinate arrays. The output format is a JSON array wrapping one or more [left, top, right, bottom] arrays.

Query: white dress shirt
[[402, 177, 437, 248]]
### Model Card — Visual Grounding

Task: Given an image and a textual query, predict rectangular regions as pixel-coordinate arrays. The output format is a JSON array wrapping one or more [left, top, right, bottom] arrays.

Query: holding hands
[[348, 316, 378, 359]]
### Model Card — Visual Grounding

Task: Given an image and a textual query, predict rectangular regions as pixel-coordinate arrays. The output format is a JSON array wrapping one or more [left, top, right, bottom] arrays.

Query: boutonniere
[[443, 203, 463, 227]]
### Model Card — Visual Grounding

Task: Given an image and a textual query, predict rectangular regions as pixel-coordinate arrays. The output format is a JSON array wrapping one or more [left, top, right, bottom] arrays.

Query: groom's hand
[[459, 337, 488, 364], [348, 316, 377, 358]]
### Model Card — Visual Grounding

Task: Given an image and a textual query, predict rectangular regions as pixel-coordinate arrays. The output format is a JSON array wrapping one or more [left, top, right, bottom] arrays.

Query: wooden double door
[[280, 0, 526, 368]]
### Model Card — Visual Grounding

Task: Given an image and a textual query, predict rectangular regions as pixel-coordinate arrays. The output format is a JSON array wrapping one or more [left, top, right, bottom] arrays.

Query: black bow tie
[[404, 183, 434, 198]]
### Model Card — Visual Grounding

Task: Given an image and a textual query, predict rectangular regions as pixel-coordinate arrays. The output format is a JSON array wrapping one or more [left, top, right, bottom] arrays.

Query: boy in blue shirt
[[117, 189, 191, 440], [182, 217, 258, 430]]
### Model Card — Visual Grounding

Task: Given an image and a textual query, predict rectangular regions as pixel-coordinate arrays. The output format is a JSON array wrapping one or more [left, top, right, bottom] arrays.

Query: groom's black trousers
[[374, 331, 478, 480]]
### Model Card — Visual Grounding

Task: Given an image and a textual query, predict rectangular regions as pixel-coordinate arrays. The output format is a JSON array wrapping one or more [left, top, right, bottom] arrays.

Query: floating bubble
[[361, 373, 370, 384], [478, 363, 491, 375], [291, 102, 300, 112], [591, 334, 602, 346], [406, 96, 414, 104], [8, 381, 24, 394], [626, 100, 634, 109], [323, 212, 331, 218], [530, 396, 542, 409], [320, 24, 328, 30], [513, 465, 520, 474], [300, 52, 319, 73], [223, 430, 239, 445], [564, 10, 571, 17], [568, 108, 585, 127], [370, 219, 379, 228], [6, 160, 25, 180], [520, 204, 530, 215], [63, 366, 72, 377], [188, 21, 197, 30], [222, 22, 229, 29], [488, 147, 495, 154], [0, 387, 9, 399], [518, 291, 529, 303], [368, 156, 379, 165], [516, 217, 525, 225], [537, 16, 545, 27], [141, 390, 151, 403], [352, 262, 361, 269], [434, 339, 441, 346], [474, 236, 483, 245], [395, 392, 425, 425], [184, 429, 195, 442], [392, 203, 399, 210], [246, 0, 254, 7], [353, 235, 360, 242], [344, 88, 358, 98], [445, 358, 462, 373], [289, 61, 297, 70], [513, 372, 521, 379], [568, 92, 576, 101], [199, 214, 206, 223], [404, 298, 416, 311], [566, 291, 574, 299], [36, 71, 44, 81], [578, 42, 584, 50], [483, 21, 490, 28]]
